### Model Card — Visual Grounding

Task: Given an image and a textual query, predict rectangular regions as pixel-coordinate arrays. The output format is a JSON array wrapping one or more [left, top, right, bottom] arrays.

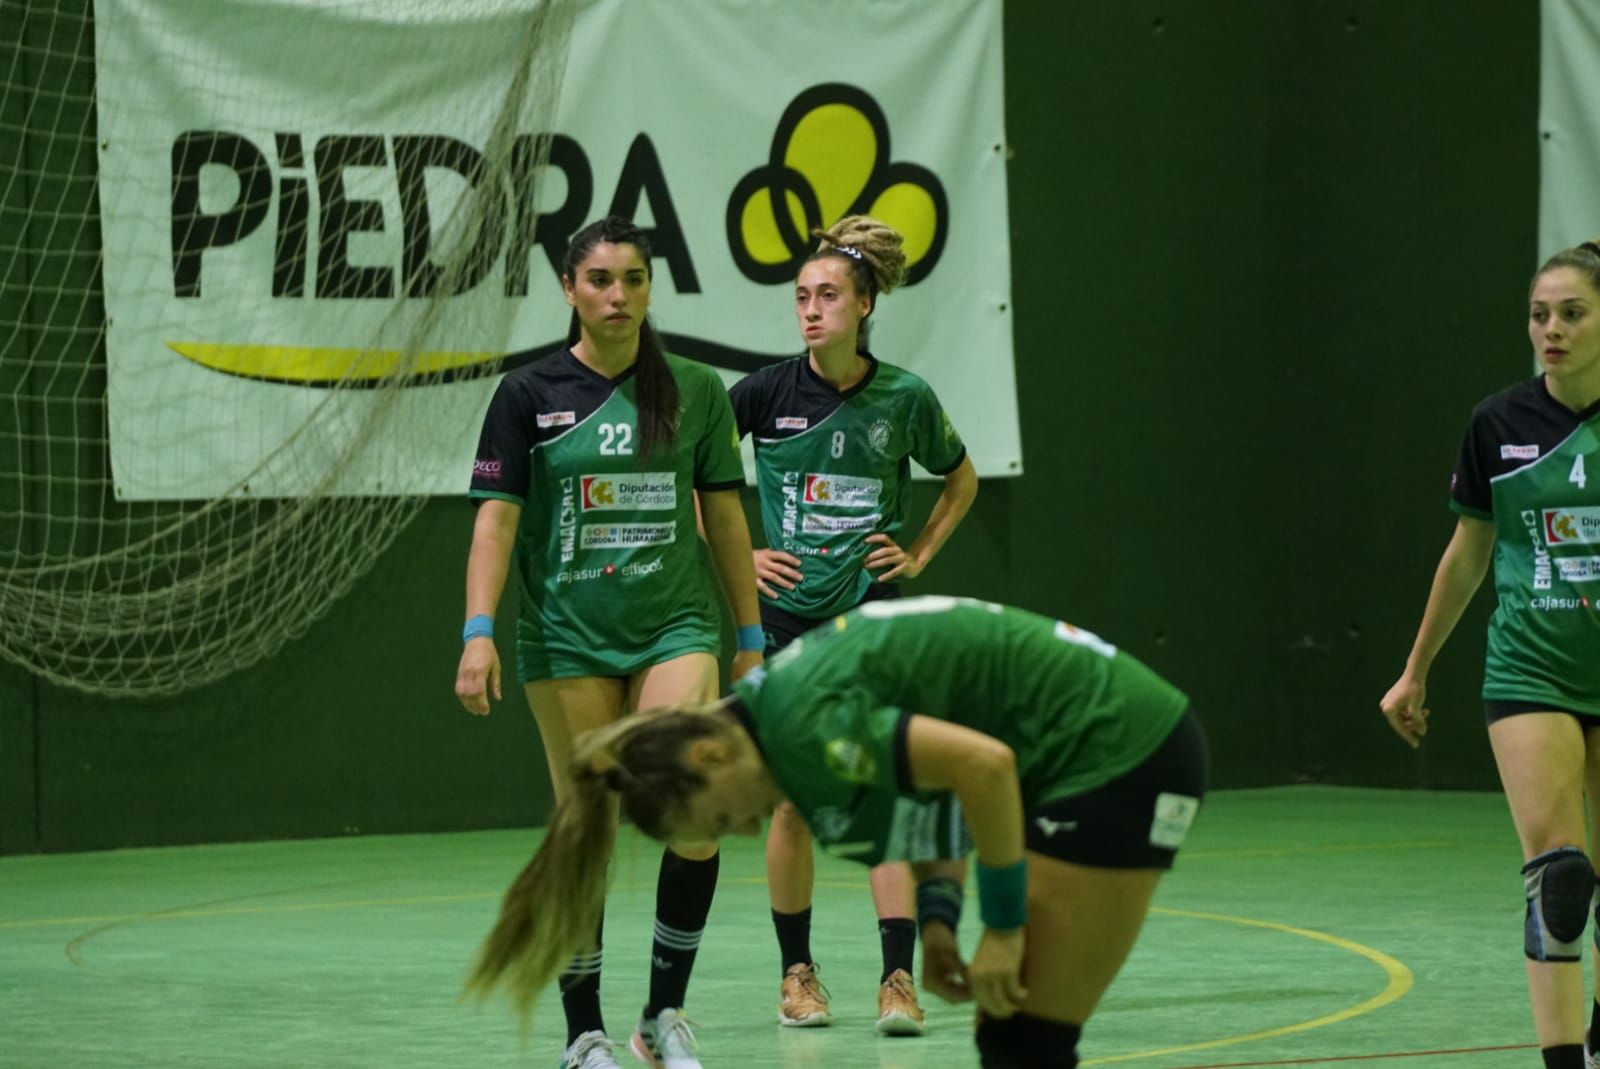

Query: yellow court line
[[1082, 907, 1414, 1065]]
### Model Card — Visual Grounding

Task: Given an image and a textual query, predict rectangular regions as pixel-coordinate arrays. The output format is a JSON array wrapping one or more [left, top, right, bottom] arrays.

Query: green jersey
[[729, 355, 966, 619], [1450, 377, 1600, 713], [470, 349, 744, 680], [728, 596, 1189, 866]]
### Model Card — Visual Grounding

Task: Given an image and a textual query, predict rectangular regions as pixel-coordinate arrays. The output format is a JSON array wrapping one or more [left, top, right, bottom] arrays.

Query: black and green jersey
[[728, 596, 1189, 866], [469, 349, 744, 680], [1450, 376, 1600, 713], [729, 355, 966, 619]]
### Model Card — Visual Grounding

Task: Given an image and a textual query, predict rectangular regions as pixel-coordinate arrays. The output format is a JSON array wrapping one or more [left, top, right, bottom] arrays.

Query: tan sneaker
[[778, 962, 832, 1027], [875, 969, 926, 1036]]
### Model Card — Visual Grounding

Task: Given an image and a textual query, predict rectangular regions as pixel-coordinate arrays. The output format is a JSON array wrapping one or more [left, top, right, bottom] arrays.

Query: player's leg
[[1490, 711, 1591, 1065], [975, 708, 1206, 1068], [1578, 718, 1600, 1064], [974, 857, 1161, 1068], [527, 676, 629, 1067], [626, 652, 721, 1069], [869, 861, 923, 1035], [758, 607, 832, 1027]]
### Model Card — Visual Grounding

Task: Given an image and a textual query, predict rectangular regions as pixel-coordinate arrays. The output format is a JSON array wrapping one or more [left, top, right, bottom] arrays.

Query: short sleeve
[[728, 371, 761, 439], [908, 380, 967, 476], [1448, 409, 1494, 520], [468, 376, 533, 503], [693, 369, 747, 491]]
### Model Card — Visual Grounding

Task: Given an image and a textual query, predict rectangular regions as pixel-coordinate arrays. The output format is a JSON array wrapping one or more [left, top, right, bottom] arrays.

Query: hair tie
[[834, 244, 864, 261]]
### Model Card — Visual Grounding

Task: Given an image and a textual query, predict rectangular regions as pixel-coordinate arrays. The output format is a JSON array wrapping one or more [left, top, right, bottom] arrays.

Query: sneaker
[[875, 969, 926, 1037], [562, 1030, 621, 1069], [629, 1007, 700, 1069], [778, 962, 832, 1027]]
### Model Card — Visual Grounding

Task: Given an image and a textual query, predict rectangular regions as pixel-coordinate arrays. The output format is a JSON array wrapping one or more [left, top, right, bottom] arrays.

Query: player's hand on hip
[[864, 534, 922, 582], [1378, 674, 1428, 748], [730, 649, 764, 681], [970, 927, 1028, 1018], [753, 548, 802, 599], [455, 638, 501, 716], [920, 920, 972, 1004]]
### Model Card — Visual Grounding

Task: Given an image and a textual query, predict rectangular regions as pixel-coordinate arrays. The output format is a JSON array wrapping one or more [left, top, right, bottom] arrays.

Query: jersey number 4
[[599, 423, 634, 456], [1573, 454, 1589, 490]]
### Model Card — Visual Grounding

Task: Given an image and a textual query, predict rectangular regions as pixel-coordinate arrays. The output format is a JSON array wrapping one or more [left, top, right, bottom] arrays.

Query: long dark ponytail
[[563, 217, 678, 459]]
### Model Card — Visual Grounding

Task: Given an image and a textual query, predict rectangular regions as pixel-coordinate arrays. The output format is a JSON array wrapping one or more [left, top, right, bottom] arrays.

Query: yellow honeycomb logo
[[726, 84, 947, 287]]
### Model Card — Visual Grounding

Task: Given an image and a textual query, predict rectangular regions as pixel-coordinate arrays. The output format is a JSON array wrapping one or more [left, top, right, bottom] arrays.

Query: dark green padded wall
[[2, 1, 1540, 853]]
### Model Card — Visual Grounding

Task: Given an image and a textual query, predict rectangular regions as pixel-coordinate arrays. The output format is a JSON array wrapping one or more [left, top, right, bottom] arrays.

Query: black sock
[[1592, 998, 1600, 1049], [1543, 1045, 1585, 1069], [879, 917, 916, 982], [643, 848, 720, 1018], [772, 907, 813, 974], [559, 912, 605, 1045]]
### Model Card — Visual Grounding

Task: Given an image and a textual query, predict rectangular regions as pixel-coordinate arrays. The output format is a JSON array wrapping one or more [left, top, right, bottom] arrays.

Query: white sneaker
[[629, 1007, 701, 1069], [562, 1030, 621, 1069]]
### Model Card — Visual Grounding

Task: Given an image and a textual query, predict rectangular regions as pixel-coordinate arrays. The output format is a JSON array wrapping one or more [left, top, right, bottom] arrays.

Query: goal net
[[0, 0, 575, 696]]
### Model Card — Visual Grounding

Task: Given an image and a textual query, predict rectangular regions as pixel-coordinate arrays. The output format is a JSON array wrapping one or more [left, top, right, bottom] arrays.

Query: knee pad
[[976, 1014, 1081, 1069], [1523, 846, 1595, 962]]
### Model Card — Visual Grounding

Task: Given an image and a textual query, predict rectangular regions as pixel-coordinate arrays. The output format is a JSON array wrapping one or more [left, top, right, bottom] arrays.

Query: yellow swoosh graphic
[[167, 341, 499, 384]]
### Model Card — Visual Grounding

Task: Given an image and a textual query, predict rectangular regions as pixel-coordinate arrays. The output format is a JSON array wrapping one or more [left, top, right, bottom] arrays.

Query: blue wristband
[[735, 623, 765, 653], [976, 859, 1027, 930], [462, 614, 494, 644]]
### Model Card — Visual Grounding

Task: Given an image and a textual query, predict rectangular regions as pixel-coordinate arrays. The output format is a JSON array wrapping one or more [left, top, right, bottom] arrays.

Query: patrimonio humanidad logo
[[164, 84, 948, 385]]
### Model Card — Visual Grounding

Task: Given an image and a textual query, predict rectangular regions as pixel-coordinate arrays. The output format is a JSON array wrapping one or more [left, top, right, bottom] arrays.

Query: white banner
[[1540, 0, 1600, 259], [94, 0, 1019, 499]]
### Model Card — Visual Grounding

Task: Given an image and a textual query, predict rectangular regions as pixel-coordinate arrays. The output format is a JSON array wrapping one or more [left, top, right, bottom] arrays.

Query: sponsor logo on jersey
[[1501, 444, 1539, 460], [804, 473, 881, 507], [580, 473, 677, 511], [580, 523, 676, 549], [537, 410, 577, 429], [558, 477, 577, 563], [1544, 507, 1600, 545], [1522, 510, 1553, 590], [809, 806, 853, 843], [554, 557, 665, 584], [781, 471, 800, 542], [867, 419, 893, 456], [1529, 595, 1593, 611], [802, 512, 881, 534], [824, 738, 877, 784], [783, 540, 832, 557], [471, 458, 502, 479], [1556, 557, 1600, 584], [776, 417, 808, 430]]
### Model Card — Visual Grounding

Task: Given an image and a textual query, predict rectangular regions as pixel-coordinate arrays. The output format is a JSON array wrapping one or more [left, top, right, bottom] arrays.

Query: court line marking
[[1082, 907, 1414, 1066], [1162, 1042, 1536, 1067], [19, 878, 1415, 1068]]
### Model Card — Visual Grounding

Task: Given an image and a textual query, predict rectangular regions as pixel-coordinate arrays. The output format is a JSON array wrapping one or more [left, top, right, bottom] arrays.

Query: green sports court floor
[[0, 787, 1561, 1067]]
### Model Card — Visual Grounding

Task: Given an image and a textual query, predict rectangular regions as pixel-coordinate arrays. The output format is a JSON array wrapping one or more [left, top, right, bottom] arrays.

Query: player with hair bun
[[727, 215, 979, 1034]]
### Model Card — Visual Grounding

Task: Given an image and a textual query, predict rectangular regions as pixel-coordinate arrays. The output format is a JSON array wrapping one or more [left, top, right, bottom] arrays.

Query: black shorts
[[1484, 699, 1600, 728], [1024, 708, 1210, 870], [760, 583, 901, 654]]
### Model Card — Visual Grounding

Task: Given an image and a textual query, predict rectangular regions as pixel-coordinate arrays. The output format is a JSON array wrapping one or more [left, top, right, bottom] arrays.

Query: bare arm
[[1379, 515, 1495, 746], [904, 715, 1023, 867], [866, 456, 979, 581], [456, 499, 520, 715], [698, 488, 765, 678], [904, 714, 1027, 1015]]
